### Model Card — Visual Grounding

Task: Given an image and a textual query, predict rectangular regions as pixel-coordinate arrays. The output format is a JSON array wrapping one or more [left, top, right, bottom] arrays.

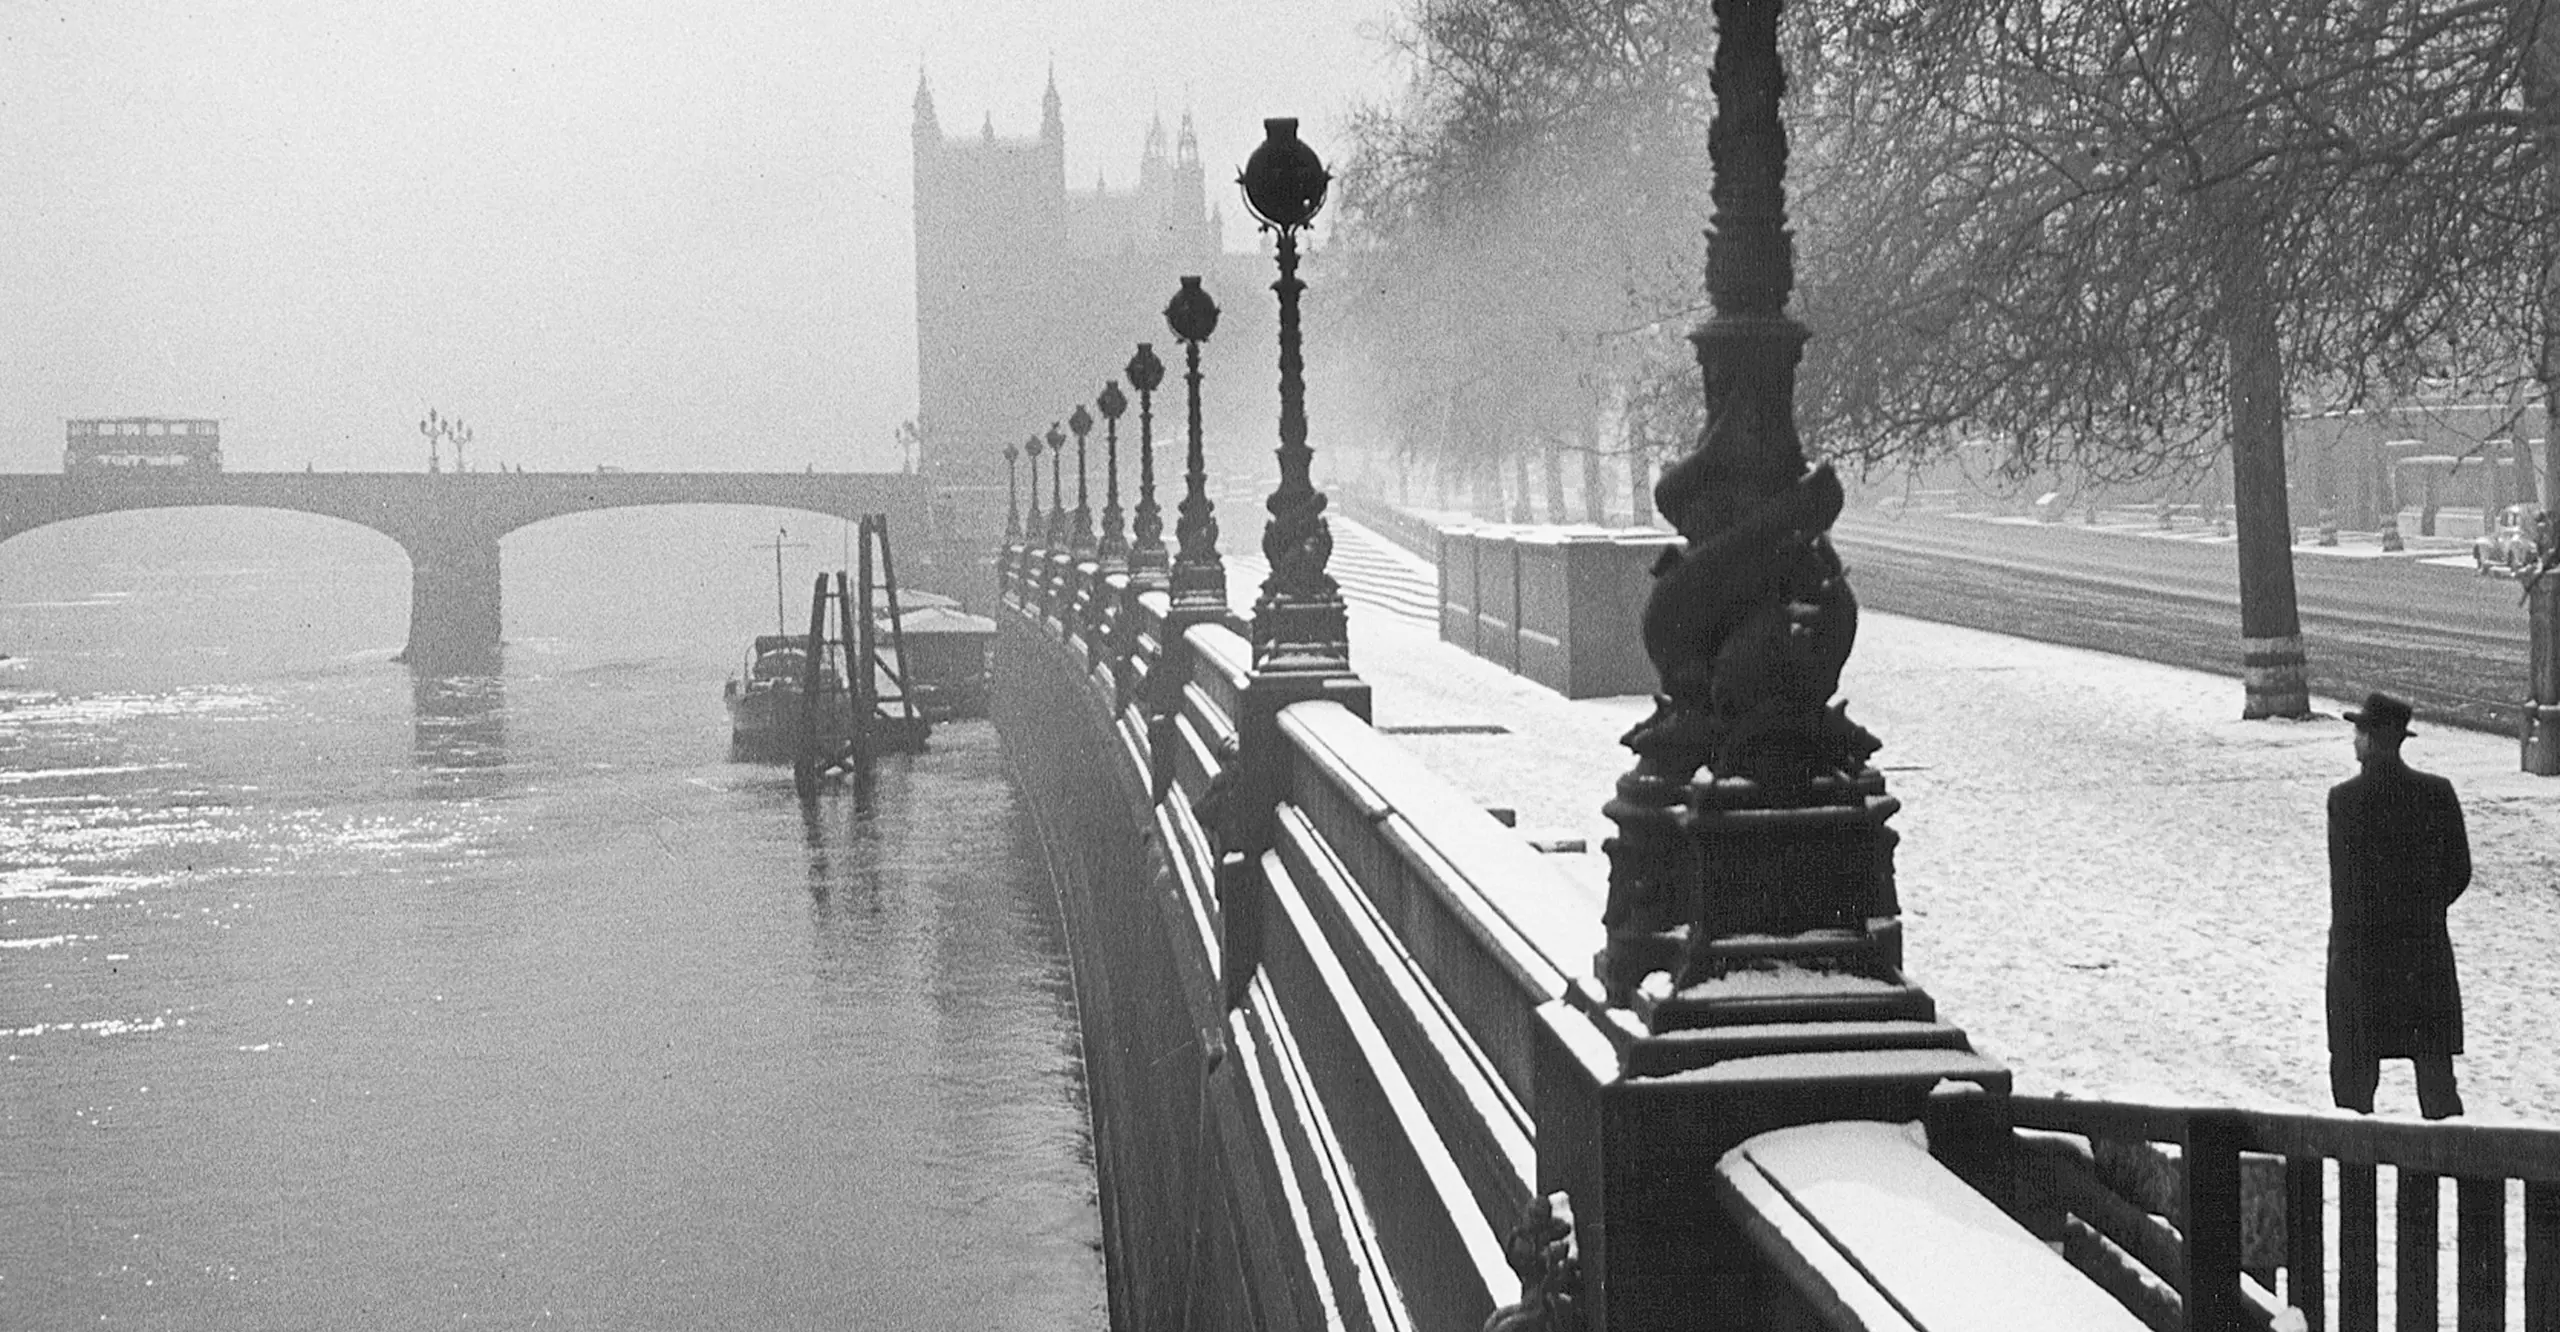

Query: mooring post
[[793, 572, 829, 801]]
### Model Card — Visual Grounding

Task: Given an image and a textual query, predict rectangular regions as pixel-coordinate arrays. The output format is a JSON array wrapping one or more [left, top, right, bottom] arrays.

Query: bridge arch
[[0, 505, 413, 667], [0, 472, 934, 668]]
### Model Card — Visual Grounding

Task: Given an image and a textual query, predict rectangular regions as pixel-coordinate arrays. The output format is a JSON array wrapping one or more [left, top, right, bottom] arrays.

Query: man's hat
[[2345, 691, 2416, 734]]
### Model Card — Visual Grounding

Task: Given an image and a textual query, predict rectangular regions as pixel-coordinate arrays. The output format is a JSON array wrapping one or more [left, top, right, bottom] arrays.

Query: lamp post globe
[[1166, 275, 1221, 345], [1238, 118, 1329, 233]]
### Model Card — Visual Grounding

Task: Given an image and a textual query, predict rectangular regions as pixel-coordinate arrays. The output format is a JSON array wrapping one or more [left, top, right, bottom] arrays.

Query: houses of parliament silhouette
[[911, 70, 1270, 492]]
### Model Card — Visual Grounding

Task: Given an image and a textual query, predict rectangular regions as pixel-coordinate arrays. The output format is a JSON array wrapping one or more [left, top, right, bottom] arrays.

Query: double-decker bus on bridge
[[65, 417, 221, 477]]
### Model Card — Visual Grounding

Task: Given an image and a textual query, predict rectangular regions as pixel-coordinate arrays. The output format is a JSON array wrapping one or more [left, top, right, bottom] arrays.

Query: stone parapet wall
[[990, 544, 1593, 1331]]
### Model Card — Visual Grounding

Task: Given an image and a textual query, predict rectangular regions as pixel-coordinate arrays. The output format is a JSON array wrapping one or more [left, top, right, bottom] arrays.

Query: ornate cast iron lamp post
[[1596, 0, 1911, 1028], [1068, 403, 1096, 559], [1237, 118, 1349, 673], [1126, 344, 1169, 586], [1096, 380, 1130, 572], [1024, 432, 1045, 546], [1045, 421, 1067, 547], [1164, 277, 1226, 617], [1476, 19, 2010, 1332], [1003, 439, 1022, 540], [420, 409, 471, 475], [1528, 15, 1999, 1327]]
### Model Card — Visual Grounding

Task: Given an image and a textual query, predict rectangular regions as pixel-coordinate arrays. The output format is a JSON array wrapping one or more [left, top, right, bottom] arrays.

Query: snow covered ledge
[[1714, 1121, 2150, 1332]]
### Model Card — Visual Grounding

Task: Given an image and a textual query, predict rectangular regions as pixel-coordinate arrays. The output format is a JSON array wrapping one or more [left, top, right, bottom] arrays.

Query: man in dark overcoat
[[2327, 692, 2471, 1119]]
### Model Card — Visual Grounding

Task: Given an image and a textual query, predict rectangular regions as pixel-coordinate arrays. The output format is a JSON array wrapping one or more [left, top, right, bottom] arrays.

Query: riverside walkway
[[1244, 515, 2560, 1127], [997, 501, 2560, 1332]]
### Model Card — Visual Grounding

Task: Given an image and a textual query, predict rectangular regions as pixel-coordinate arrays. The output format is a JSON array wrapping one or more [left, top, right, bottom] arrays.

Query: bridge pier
[[400, 532, 502, 669]]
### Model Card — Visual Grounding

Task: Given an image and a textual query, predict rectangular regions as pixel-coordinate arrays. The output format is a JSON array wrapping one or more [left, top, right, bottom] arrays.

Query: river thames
[[0, 504, 1105, 1329]]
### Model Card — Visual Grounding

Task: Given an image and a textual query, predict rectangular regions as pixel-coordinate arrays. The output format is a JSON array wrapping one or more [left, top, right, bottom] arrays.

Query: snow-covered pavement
[[1234, 518, 2560, 1124]]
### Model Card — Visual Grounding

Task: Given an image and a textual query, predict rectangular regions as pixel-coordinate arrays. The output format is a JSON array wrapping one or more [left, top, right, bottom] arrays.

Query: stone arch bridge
[[0, 470, 936, 666]]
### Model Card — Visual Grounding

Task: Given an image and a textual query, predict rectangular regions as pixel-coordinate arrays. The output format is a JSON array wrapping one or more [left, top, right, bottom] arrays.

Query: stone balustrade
[[996, 533, 1566, 1329]]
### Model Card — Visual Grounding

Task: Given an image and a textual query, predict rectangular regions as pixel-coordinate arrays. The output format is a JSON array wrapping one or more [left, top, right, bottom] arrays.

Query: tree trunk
[[2532, 0, 2560, 512], [1480, 438, 1509, 522], [1512, 450, 1536, 523], [1630, 437, 1655, 527], [1542, 438, 1569, 524], [2226, 228, 2312, 718], [2349, 428, 2375, 530], [1582, 422, 1609, 524]]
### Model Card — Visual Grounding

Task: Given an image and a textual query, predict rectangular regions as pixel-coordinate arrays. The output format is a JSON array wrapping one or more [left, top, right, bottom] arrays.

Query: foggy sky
[[0, 1, 1402, 475]]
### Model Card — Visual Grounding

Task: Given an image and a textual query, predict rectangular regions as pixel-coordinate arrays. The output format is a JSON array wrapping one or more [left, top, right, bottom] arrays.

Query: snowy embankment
[[1290, 520, 2560, 1125]]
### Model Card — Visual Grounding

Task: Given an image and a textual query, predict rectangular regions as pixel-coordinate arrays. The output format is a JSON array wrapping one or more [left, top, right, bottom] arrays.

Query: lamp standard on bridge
[[1068, 403, 1097, 560], [1237, 117, 1349, 674], [1096, 380, 1130, 573], [1125, 343, 1169, 587], [420, 409, 471, 475], [1046, 422, 1066, 546], [1164, 277, 1226, 618]]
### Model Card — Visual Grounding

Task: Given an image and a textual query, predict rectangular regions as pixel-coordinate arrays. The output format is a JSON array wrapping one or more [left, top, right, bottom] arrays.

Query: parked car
[[2473, 502, 2546, 575]]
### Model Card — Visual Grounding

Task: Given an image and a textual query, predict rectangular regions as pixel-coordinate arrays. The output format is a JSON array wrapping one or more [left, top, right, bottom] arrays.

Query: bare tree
[[1330, 0, 1720, 500], [1335, 0, 2552, 719], [1793, 0, 2544, 717]]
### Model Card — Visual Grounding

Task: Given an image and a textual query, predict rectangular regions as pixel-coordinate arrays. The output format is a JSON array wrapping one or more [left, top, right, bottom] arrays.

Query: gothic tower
[[911, 70, 1231, 494]]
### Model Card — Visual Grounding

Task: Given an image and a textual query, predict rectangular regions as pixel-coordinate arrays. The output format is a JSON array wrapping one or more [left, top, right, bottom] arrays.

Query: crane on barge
[[791, 514, 930, 798]]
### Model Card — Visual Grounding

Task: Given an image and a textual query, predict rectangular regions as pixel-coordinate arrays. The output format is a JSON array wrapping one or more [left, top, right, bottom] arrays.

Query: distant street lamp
[[1164, 276, 1225, 617], [420, 409, 471, 474], [1097, 379, 1130, 571], [1024, 432, 1044, 544], [1237, 117, 1347, 672], [1004, 438, 1022, 540], [1068, 403, 1096, 558], [1046, 421, 1067, 545], [1125, 343, 1169, 585], [896, 418, 922, 474]]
